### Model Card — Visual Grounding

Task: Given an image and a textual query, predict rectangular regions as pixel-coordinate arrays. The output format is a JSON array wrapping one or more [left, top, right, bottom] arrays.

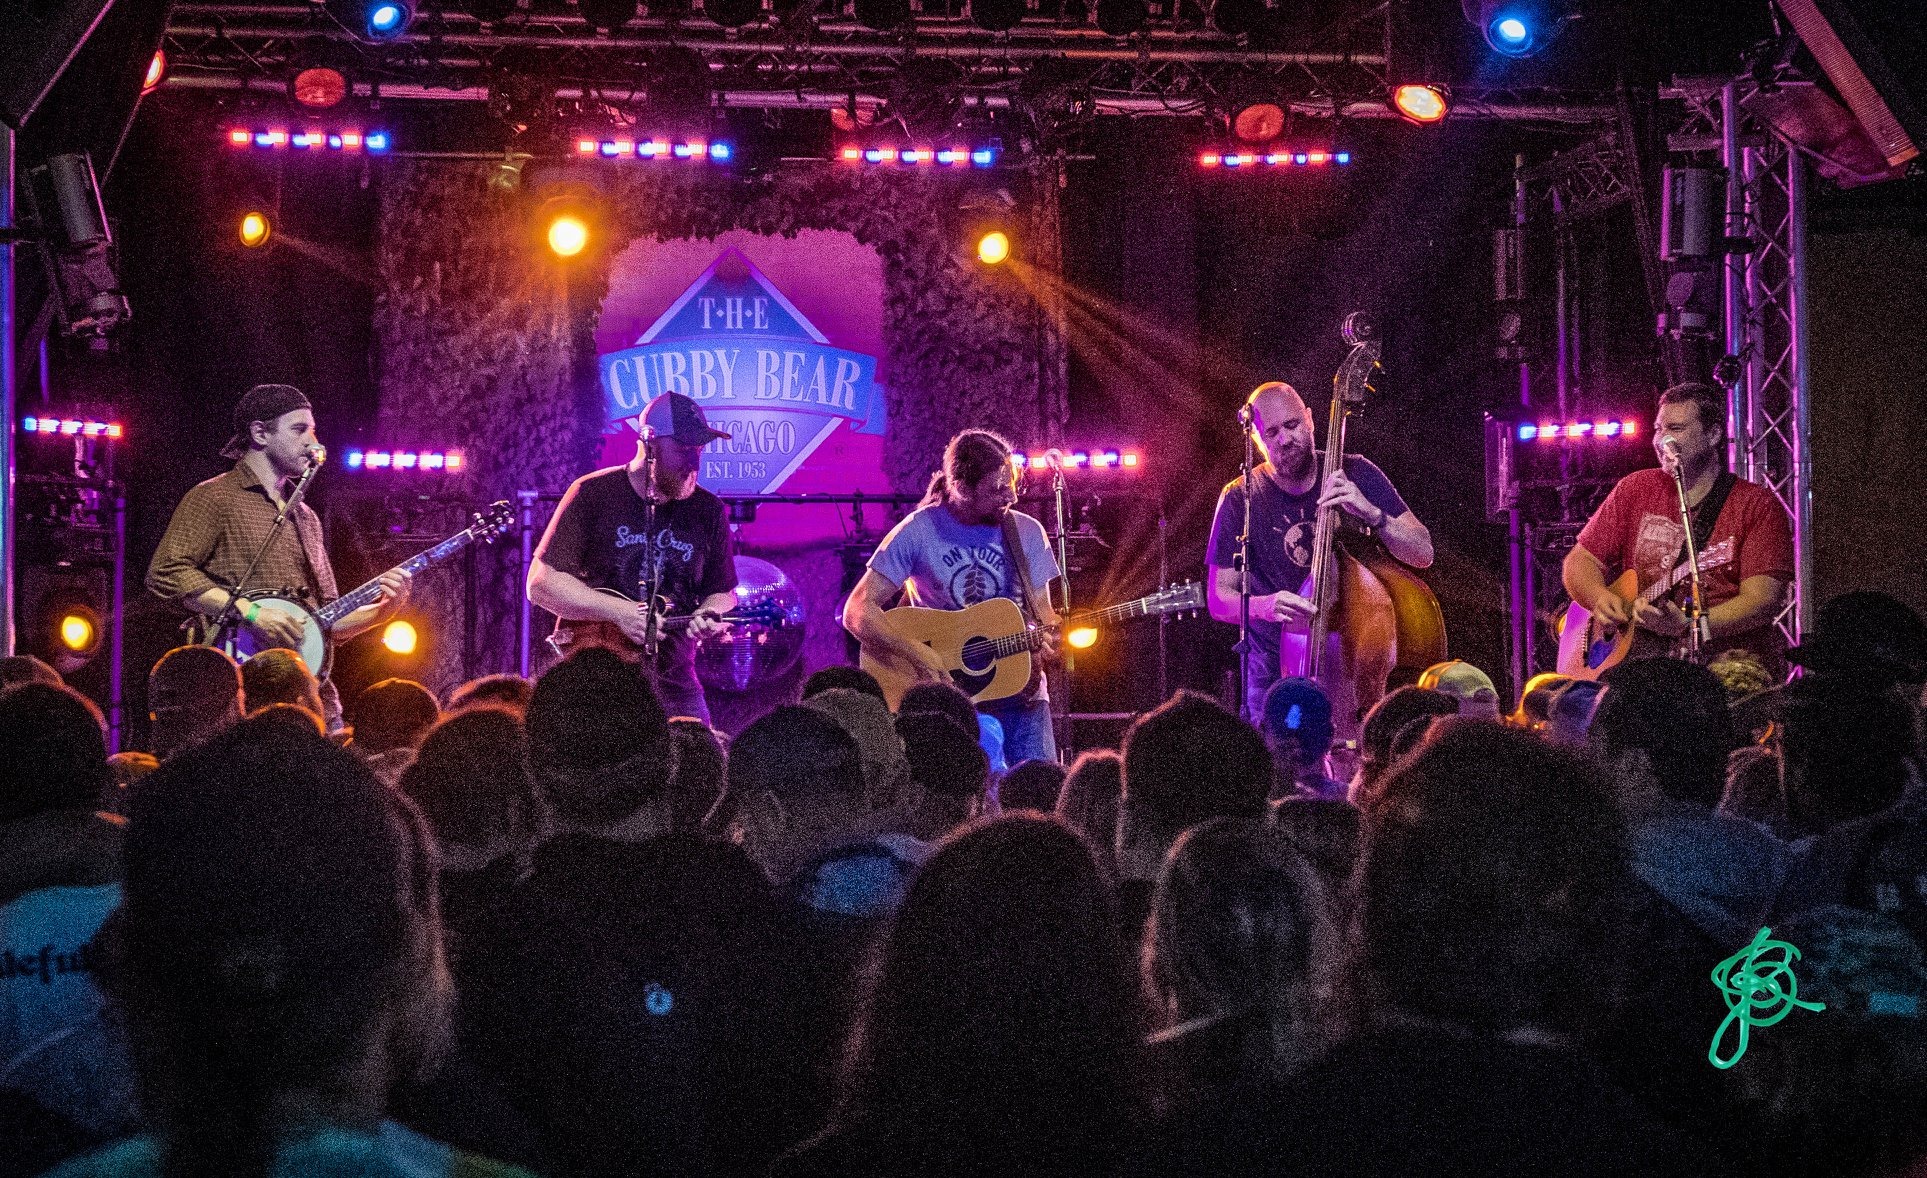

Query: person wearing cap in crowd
[[1261, 677, 1348, 803], [146, 384, 411, 729], [528, 391, 738, 724], [1417, 659, 1503, 719]]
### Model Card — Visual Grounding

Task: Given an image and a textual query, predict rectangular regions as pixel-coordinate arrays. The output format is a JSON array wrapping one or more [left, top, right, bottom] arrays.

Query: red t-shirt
[[1576, 468, 1795, 667]]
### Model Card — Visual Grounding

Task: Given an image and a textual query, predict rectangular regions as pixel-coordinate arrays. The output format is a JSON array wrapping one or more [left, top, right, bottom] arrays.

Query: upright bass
[[1278, 315, 1447, 750]]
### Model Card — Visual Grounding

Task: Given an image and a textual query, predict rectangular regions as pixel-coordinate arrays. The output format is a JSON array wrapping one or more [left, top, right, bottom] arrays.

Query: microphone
[[305, 443, 328, 466], [1042, 448, 1067, 470], [1659, 436, 1681, 474], [1237, 404, 1254, 427]]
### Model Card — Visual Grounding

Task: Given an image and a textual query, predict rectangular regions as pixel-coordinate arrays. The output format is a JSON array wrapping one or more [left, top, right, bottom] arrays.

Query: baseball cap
[[1263, 676, 1335, 757], [642, 392, 732, 446], [221, 384, 312, 459]]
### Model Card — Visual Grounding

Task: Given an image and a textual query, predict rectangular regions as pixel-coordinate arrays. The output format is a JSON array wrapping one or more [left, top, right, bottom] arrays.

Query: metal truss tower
[[1676, 79, 1813, 646]]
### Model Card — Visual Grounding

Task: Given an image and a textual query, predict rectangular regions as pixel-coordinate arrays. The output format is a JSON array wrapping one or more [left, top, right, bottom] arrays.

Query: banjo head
[[225, 593, 329, 678]]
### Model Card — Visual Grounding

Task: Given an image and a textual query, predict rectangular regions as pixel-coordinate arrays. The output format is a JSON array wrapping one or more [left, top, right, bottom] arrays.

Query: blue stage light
[[709, 143, 732, 161], [366, 1, 410, 39], [365, 131, 390, 152]]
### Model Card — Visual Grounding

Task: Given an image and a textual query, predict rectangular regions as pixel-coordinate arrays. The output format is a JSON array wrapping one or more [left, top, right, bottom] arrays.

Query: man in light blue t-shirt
[[842, 430, 1063, 764]]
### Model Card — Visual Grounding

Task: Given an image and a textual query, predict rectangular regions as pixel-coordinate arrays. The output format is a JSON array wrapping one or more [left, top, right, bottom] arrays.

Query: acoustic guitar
[[1555, 538, 1736, 680], [861, 582, 1206, 708], [192, 501, 514, 676], [547, 587, 787, 658]]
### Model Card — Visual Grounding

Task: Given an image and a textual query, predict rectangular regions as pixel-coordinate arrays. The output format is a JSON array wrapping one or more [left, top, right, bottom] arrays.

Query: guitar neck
[[984, 594, 1183, 659], [318, 529, 478, 629]]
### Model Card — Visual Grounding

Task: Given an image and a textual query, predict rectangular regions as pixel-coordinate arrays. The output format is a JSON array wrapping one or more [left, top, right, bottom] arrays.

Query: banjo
[[191, 501, 514, 675]]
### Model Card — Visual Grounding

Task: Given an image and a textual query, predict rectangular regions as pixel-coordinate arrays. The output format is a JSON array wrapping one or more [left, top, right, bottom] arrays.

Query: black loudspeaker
[[1660, 167, 1722, 261], [0, 0, 119, 130], [1775, 0, 1926, 172]]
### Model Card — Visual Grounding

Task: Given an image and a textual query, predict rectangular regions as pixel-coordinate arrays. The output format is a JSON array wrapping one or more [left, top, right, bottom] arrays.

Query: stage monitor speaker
[[0, 0, 119, 130], [1775, 0, 1925, 172]]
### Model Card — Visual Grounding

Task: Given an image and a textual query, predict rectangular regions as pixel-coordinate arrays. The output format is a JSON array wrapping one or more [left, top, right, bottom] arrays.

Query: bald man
[[1207, 381, 1434, 727]]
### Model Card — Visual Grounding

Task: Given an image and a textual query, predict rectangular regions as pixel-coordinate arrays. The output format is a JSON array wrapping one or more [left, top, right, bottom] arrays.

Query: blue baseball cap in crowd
[[1263, 677, 1335, 757], [642, 392, 732, 446]]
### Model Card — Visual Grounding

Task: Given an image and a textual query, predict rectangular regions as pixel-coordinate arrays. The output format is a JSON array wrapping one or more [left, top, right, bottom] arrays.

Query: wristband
[[243, 601, 260, 624]]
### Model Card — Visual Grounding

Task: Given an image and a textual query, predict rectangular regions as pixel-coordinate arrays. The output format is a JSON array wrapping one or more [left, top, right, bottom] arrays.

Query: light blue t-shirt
[[869, 504, 1061, 613]]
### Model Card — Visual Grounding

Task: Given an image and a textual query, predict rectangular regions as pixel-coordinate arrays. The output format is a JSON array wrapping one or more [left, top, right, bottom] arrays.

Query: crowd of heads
[[4, 588, 1927, 1177]]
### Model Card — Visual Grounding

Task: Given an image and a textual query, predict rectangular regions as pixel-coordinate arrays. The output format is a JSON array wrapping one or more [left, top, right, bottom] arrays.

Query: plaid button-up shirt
[[146, 459, 339, 614]]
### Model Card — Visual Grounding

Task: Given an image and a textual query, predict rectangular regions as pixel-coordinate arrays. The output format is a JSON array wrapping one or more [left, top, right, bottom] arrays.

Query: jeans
[[1242, 645, 1280, 729], [655, 656, 711, 726], [981, 694, 1058, 766]]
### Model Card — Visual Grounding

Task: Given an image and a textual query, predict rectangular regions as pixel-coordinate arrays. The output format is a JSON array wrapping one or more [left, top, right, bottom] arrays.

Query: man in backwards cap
[[529, 392, 739, 723], [147, 385, 411, 729]]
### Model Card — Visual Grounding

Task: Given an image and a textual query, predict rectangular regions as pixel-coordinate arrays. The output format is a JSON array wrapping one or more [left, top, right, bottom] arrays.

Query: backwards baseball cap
[[221, 384, 312, 459], [1263, 676, 1335, 757], [642, 392, 732, 446]]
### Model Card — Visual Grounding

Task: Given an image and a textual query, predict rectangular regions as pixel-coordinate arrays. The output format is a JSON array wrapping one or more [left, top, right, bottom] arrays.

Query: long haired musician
[[1205, 381, 1435, 733]]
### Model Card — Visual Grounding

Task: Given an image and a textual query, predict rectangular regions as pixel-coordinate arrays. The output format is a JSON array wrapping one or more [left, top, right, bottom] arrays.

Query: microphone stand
[[1234, 405, 1257, 723], [1666, 448, 1706, 661], [637, 439, 663, 662], [1048, 455, 1073, 760], [208, 450, 324, 647]]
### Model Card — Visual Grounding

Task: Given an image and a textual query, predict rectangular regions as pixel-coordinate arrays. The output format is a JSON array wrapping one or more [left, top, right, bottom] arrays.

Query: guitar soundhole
[[959, 635, 996, 675], [1585, 630, 1616, 670]]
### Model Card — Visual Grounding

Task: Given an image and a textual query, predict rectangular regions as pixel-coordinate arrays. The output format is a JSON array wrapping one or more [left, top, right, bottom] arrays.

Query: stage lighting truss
[[1513, 420, 1639, 442], [837, 144, 1000, 166], [344, 448, 466, 471], [1197, 148, 1351, 167], [1011, 449, 1142, 471], [573, 137, 734, 162], [227, 127, 392, 151], [22, 417, 124, 440]]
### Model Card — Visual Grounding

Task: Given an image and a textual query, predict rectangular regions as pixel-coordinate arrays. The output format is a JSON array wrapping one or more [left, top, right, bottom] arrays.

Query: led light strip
[[1517, 420, 1640, 441], [22, 417, 122, 439], [227, 128, 390, 152], [1010, 450, 1141, 470], [1198, 150, 1352, 167], [838, 146, 1000, 167], [344, 449, 464, 471], [574, 138, 733, 161]]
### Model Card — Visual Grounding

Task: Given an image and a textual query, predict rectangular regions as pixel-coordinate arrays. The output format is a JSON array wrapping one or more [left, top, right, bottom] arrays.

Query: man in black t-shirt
[[528, 392, 739, 723], [1206, 381, 1433, 728]]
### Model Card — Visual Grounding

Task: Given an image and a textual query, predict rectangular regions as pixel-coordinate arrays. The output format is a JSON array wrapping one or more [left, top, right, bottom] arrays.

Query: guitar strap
[[1690, 471, 1738, 553], [1000, 511, 1047, 627]]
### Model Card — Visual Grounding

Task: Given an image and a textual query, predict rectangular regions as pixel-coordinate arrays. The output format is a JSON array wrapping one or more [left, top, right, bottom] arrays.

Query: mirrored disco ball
[[695, 555, 808, 694]]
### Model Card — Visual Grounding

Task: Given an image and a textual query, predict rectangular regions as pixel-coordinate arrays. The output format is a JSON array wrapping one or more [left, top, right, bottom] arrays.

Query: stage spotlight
[[1391, 83, 1448, 124], [970, 0, 1024, 31], [239, 211, 272, 248], [368, 0, 411, 36], [292, 66, 350, 109], [1065, 625, 1098, 650], [22, 153, 130, 338], [547, 214, 590, 257], [381, 620, 419, 656], [1465, 0, 1565, 56], [1232, 102, 1285, 142], [47, 603, 105, 674], [579, 0, 639, 29], [143, 50, 166, 94], [706, 0, 761, 26], [977, 230, 1011, 265], [1094, 0, 1146, 34]]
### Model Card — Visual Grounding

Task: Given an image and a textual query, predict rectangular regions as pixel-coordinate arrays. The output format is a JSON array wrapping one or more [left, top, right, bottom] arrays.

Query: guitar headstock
[[1334, 313, 1382, 407], [1145, 580, 1207, 617], [471, 501, 515, 544]]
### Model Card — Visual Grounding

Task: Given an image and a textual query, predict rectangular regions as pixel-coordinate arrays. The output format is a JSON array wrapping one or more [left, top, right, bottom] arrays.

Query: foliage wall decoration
[[374, 158, 1067, 689]]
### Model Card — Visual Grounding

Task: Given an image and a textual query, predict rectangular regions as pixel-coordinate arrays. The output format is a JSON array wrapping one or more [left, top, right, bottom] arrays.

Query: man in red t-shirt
[[1563, 382, 1796, 678]]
